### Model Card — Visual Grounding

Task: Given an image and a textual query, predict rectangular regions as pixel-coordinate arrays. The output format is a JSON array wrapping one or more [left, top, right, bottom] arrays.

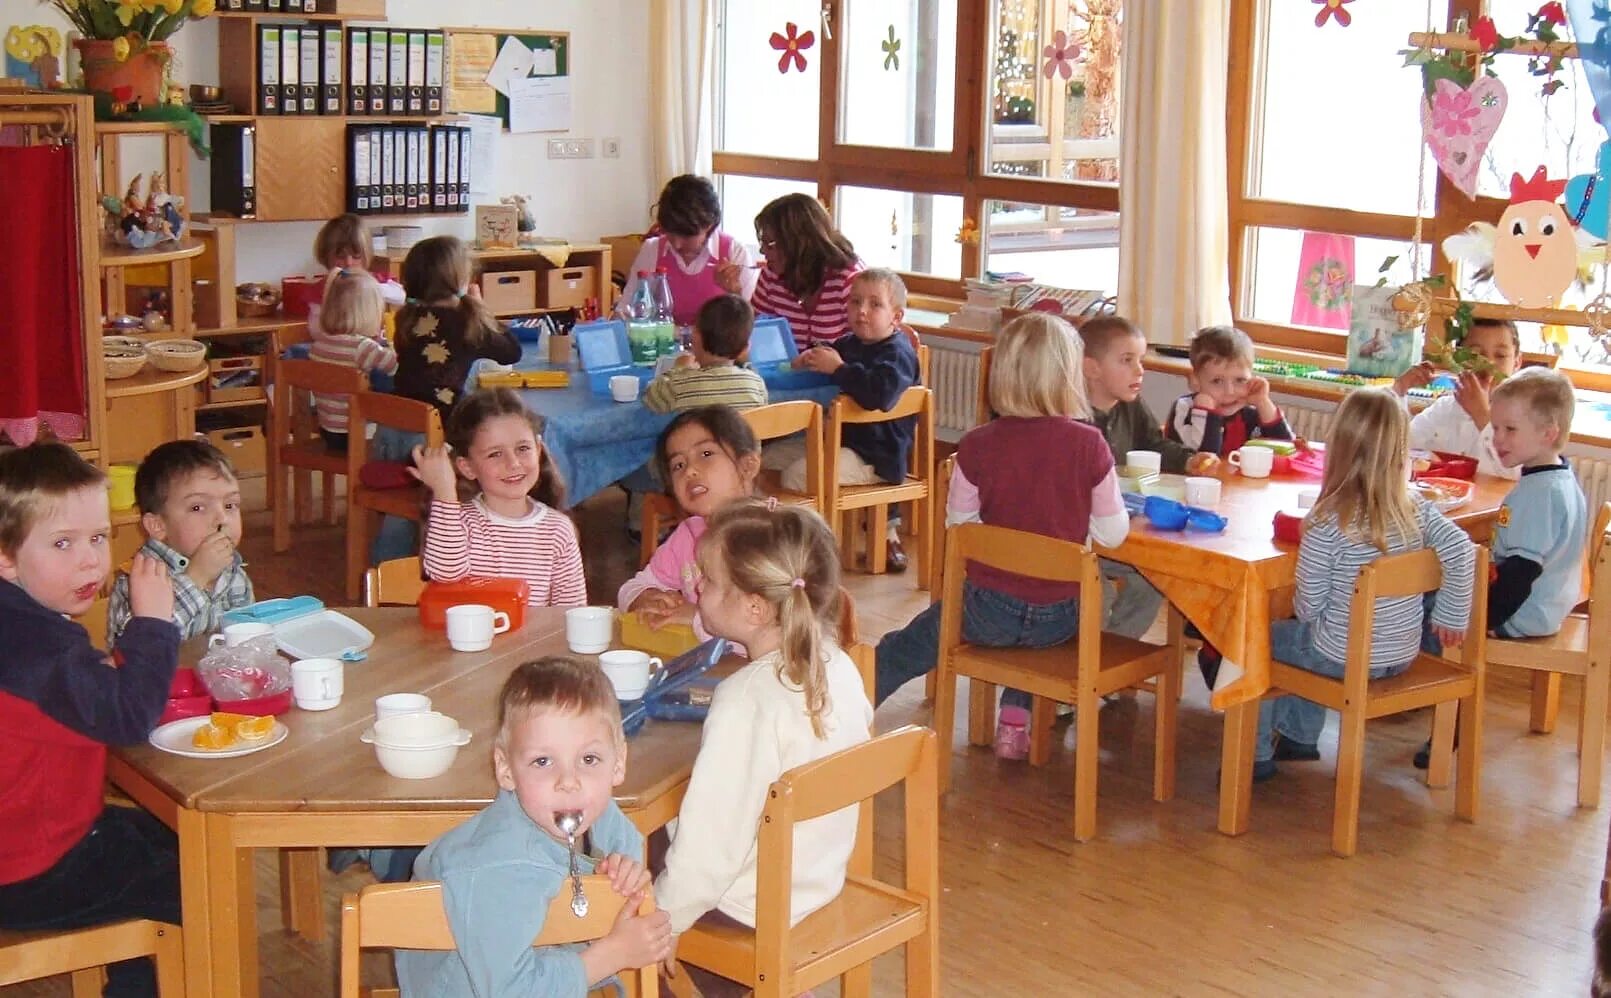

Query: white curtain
[[651, 0, 716, 185], [1117, 0, 1234, 345]]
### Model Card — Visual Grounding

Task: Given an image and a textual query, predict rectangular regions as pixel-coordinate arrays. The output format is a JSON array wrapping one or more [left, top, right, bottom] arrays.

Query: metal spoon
[[554, 810, 588, 917]]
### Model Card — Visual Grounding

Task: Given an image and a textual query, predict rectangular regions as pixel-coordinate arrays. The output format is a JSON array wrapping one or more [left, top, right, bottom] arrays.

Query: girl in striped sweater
[[414, 389, 587, 608], [1254, 387, 1474, 782]]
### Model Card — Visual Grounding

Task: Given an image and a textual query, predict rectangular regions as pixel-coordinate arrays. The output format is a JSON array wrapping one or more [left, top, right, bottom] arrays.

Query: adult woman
[[751, 193, 864, 350], [621, 175, 757, 325]]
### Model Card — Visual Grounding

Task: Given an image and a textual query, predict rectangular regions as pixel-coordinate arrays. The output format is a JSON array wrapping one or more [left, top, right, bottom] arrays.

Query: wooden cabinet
[[254, 116, 347, 221]]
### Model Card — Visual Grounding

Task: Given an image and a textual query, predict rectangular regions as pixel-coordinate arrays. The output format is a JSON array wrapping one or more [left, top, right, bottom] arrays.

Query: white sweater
[[654, 643, 873, 934], [1406, 394, 1520, 480]]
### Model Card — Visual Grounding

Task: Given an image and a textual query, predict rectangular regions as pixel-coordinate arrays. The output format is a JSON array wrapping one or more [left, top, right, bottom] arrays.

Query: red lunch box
[[418, 578, 530, 630]]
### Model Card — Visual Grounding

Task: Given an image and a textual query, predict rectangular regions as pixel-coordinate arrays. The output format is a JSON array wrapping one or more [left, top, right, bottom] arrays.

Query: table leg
[[279, 847, 326, 941], [1218, 701, 1258, 836], [176, 807, 213, 998], [205, 813, 261, 998]]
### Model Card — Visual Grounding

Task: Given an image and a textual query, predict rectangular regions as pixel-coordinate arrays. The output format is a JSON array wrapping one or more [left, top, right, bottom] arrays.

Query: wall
[[24, 1, 655, 282]]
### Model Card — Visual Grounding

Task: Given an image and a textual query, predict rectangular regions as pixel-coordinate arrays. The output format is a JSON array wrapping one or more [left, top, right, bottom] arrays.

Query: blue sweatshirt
[[827, 330, 920, 484]]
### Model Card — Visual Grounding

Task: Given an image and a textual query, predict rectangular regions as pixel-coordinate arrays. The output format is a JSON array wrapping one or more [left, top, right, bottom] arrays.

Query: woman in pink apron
[[621, 175, 758, 325]]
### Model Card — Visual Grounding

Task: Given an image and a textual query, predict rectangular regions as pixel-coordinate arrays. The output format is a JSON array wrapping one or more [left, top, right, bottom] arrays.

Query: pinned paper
[[485, 36, 534, 98], [508, 75, 571, 133], [532, 46, 558, 76], [464, 114, 499, 194]]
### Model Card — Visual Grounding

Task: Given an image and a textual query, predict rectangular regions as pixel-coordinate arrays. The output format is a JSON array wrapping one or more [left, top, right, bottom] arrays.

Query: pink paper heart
[[1421, 77, 1508, 198]]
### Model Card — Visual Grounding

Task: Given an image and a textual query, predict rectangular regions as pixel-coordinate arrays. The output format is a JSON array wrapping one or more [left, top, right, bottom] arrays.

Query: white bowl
[[370, 739, 468, 779], [361, 712, 470, 779], [370, 711, 461, 746]]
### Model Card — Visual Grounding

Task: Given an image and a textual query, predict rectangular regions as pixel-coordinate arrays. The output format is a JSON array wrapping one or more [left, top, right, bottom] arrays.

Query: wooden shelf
[[104, 366, 208, 399], [195, 316, 306, 337], [203, 113, 463, 124], [198, 397, 269, 411], [215, 9, 383, 22], [95, 121, 187, 135], [99, 236, 205, 268], [373, 244, 609, 264]]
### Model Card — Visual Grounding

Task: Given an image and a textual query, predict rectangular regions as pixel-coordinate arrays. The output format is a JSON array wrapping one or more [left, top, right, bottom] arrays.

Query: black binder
[[383, 127, 399, 212], [368, 125, 382, 214], [256, 26, 280, 115], [430, 127, 447, 211], [210, 124, 257, 219], [403, 126, 418, 210], [368, 29, 387, 115], [347, 125, 371, 213], [457, 126, 471, 209], [387, 31, 407, 116], [347, 28, 368, 115], [280, 23, 300, 115], [298, 26, 319, 114], [319, 25, 342, 115], [406, 31, 425, 116], [244, 0, 263, 9], [425, 31, 445, 115]]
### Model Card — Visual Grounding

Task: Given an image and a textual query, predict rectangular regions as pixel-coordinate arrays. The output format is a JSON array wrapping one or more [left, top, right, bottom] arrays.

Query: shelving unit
[[373, 244, 616, 317]]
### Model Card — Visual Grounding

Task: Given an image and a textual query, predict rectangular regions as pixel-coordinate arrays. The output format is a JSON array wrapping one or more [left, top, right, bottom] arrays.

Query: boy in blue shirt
[[396, 657, 672, 994]]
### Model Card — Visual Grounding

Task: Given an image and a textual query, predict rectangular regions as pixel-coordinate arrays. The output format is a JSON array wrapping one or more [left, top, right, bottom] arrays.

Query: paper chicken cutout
[[1493, 168, 1576, 307]]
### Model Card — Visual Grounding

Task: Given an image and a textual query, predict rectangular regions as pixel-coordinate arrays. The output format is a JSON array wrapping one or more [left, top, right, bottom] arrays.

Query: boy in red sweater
[[0, 443, 181, 998]]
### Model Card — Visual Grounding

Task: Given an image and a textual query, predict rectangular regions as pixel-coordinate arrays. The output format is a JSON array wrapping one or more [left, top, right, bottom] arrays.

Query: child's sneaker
[[994, 706, 1030, 760]]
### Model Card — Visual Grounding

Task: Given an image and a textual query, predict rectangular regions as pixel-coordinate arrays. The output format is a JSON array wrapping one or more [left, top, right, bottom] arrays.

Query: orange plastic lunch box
[[418, 578, 530, 630]]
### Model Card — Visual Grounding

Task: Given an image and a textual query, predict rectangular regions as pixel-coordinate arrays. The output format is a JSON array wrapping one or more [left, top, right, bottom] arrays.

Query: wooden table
[[107, 607, 706, 998], [1096, 471, 1511, 837]]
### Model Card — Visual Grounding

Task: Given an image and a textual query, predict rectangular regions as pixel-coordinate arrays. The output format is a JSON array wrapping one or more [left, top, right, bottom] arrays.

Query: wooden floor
[[8, 478, 1608, 995]]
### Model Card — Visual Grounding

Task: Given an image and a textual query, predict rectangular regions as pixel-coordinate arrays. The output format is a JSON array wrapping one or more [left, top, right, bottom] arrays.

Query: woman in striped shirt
[[750, 194, 863, 351], [1254, 387, 1475, 782]]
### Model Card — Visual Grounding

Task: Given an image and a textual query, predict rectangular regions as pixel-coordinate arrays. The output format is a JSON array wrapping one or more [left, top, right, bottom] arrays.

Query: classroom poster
[[1290, 230, 1355, 330]]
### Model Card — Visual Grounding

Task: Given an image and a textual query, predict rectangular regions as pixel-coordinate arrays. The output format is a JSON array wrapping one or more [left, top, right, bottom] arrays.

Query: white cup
[[291, 657, 344, 711], [1297, 489, 1319, 509], [565, 606, 614, 654], [1184, 476, 1222, 506], [610, 374, 640, 403], [1228, 446, 1274, 478], [445, 603, 511, 652], [375, 692, 432, 720], [599, 649, 662, 701], [209, 621, 275, 649], [1125, 450, 1162, 475]]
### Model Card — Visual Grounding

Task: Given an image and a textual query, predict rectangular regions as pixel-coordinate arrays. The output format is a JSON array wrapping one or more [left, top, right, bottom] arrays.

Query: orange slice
[[191, 722, 238, 750], [235, 715, 276, 742], [209, 711, 254, 728]]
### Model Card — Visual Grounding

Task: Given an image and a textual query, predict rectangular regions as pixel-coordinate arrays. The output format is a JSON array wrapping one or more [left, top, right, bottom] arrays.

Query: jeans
[[0, 807, 181, 998], [369, 426, 426, 565], [875, 581, 1081, 706], [1255, 619, 1414, 763], [1101, 558, 1164, 640]]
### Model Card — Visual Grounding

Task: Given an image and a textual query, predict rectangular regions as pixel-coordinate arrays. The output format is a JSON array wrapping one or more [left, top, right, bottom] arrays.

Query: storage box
[[545, 266, 595, 310], [208, 425, 267, 478], [748, 316, 831, 389], [481, 270, 537, 314], [574, 319, 653, 394], [475, 204, 519, 248], [207, 355, 266, 403], [418, 578, 529, 630], [280, 274, 324, 319]]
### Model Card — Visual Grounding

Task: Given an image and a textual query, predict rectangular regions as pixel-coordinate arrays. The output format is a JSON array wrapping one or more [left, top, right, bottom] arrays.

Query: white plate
[[148, 715, 288, 759]]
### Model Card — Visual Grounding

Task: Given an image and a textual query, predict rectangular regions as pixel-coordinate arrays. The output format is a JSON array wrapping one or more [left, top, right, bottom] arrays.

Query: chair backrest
[[1341, 545, 1490, 691], [744, 400, 823, 503], [365, 556, 425, 607], [339, 876, 657, 998], [824, 386, 935, 507], [930, 454, 955, 600], [1590, 501, 1611, 575], [975, 345, 994, 427], [346, 391, 445, 480], [836, 585, 858, 647], [272, 358, 367, 449]]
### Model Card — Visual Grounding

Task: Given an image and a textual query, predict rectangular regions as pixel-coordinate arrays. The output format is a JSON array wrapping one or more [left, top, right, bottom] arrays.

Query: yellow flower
[[115, 2, 140, 26], [111, 35, 130, 61], [192, 0, 215, 15], [160, 0, 184, 13]]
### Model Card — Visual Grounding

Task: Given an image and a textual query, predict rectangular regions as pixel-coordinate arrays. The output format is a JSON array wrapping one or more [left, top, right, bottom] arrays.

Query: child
[[874, 313, 1128, 757], [642, 295, 768, 413], [1165, 325, 1293, 455], [786, 267, 921, 570], [1256, 388, 1474, 782], [415, 388, 586, 607], [308, 213, 405, 340], [396, 656, 673, 995], [108, 439, 253, 644], [655, 502, 872, 997], [394, 236, 522, 420], [308, 268, 399, 452], [1080, 315, 1190, 640], [1394, 316, 1523, 480], [619, 407, 762, 639], [0, 442, 181, 998]]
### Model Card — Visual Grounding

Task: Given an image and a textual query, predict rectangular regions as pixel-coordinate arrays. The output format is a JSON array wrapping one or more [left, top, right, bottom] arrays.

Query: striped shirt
[[642, 364, 768, 413], [1296, 496, 1475, 670], [107, 538, 255, 643], [422, 497, 587, 608], [308, 333, 399, 434], [751, 262, 863, 350]]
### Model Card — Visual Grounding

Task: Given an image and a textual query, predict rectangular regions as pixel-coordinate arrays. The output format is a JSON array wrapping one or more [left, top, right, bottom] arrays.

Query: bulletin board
[[444, 28, 569, 129]]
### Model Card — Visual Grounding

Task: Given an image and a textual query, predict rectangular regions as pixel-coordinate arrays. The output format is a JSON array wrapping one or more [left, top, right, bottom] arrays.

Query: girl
[[654, 502, 872, 997], [872, 313, 1128, 759], [1254, 387, 1474, 782], [308, 213, 405, 341], [750, 193, 863, 351], [308, 269, 398, 452], [393, 236, 522, 420], [620, 175, 759, 321], [618, 406, 761, 638], [413, 388, 586, 608]]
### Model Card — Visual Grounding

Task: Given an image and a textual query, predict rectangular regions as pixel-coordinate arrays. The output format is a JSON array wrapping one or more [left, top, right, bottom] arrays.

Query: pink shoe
[[994, 706, 1030, 760]]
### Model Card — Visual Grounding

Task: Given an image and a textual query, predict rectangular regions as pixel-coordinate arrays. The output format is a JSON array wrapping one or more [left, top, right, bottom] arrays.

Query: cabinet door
[[255, 117, 346, 222]]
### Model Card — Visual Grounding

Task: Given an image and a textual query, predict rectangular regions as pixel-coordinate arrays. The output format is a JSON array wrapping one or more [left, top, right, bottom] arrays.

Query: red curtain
[[0, 143, 86, 445]]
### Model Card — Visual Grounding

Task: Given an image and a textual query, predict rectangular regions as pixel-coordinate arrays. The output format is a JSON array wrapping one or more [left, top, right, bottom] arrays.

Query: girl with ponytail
[[653, 501, 872, 993]]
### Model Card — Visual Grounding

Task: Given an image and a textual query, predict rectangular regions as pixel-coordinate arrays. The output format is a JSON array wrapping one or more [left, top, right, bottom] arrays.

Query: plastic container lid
[[274, 610, 375, 662]]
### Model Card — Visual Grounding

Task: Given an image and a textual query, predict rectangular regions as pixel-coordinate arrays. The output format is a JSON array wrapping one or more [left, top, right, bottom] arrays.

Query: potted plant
[[43, 0, 216, 107]]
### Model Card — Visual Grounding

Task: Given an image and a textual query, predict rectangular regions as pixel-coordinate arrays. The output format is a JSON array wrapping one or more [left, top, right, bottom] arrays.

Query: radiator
[[1283, 404, 1335, 442], [924, 337, 986, 442], [1577, 456, 1611, 520]]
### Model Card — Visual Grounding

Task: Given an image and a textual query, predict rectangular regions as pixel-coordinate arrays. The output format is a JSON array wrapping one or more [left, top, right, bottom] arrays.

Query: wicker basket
[[146, 338, 207, 373], [103, 346, 147, 380], [236, 283, 282, 319]]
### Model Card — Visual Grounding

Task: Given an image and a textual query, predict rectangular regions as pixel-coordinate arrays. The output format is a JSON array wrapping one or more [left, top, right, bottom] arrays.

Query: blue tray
[[621, 638, 729, 736]]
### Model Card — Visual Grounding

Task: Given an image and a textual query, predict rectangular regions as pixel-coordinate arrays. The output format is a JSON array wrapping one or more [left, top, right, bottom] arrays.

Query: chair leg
[[639, 505, 659, 569], [279, 847, 326, 941], [1427, 701, 1457, 789], [294, 467, 313, 525], [152, 921, 184, 997], [1028, 697, 1056, 767], [345, 506, 367, 603], [913, 493, 933, 592], [841, 963, 873, 998], [1073, 683, 1100, 841], [1531, 671, 1562, 734], [905, 916, 939, 998], [867, 506, 889, 575], [934, 661, 959, 795], [70, 968, 104, 998], [273, 460, 292, 553], [923, 670, 936, 700], [1579, 660, 1608, 808], [1154, 657, 1180, 803], [1455, 688, 1483, 822], [322, 471, 338, 525], [967, 679, 995, 748], [1331, 701, 1368, 858]]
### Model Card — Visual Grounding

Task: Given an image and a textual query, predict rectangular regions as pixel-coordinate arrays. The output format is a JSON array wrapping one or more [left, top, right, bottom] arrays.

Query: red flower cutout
[[1313, 0, 1354, 28], [1041, 29, 1079, 80], [1471, 15, 1500, 51], [769, 22, 815, 74], [1538, 2, 1567, 26]]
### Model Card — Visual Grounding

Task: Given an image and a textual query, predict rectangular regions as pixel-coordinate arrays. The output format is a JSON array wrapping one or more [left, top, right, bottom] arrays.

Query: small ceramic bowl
[[361, 711, 471, 779]]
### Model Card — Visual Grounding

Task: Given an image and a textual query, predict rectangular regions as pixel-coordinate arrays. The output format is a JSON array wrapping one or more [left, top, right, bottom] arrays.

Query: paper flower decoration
[[882, 25, 900, 71], [1471, 15, 1500, 52], [956, 218, 980, 246], [1538, 2, 1566, 27], [770, 22, 815, 75], [1313, 0, 1353, 27], [1041, 30, 1077, 80]]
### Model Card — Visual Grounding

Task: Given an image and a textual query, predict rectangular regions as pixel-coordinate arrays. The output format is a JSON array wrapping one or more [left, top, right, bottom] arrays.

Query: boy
[[0, 442, 181, 998], [791, 267, 922, 569], [108, 439, 254, 645], [643, 294, 768, 413], [1393, 316, 1523, 481], [1080, 316, 1191, 639], [1165, 325, 1293, 455], [396, 656, 672, 995]]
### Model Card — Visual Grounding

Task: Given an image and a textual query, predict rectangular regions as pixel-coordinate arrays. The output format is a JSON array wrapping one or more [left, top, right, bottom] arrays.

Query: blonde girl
[[308, 269, 397, 451], [1253, 387, 1474, 781], [393, 236, 522, 419], [308, 213, 405, 340], [413, 389, 584, 608], [654, 502, 872, 995], [873, 312, 1124, 759]]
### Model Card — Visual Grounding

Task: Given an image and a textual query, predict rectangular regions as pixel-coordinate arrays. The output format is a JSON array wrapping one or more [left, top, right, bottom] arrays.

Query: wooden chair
[[0, 919, 183, 996], [1254, 546, 1490, 857], [345, 391, 444, 601], [365, 556, 426, 608], [974, 344, 994, 427], [824, 387, 936, 588], [675, 725, 939, 998], [1483, 502, 1611, 808], [932, 523, 1181, 841], [271, 357, 366, 553], [339, 877, 658, 998]]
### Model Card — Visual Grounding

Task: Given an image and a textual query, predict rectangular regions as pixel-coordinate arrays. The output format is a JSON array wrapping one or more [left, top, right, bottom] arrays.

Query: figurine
[[166, 84, 185, 107], [502, 194, 537, 233], [31, 31, 59, 90], [99, 173, 186, 248]]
